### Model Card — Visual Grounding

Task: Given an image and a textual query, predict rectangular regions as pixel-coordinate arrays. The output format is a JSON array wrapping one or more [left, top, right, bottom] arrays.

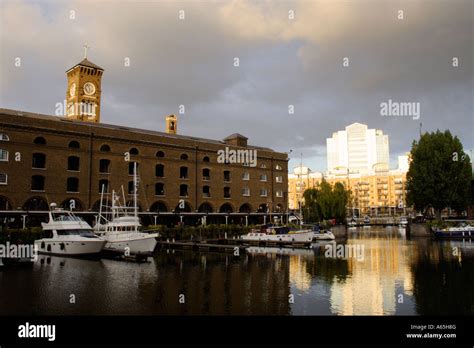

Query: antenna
[[83, 44, 90, 59]]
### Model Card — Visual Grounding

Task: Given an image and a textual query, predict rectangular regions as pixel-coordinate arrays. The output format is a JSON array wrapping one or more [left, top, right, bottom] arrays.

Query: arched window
[[23, 197, 48, 211], [31, 175, 45, 191], [68, 141, 80, 149], [202, 185, 210, 197], [66, 178, 79, 192], [198, 202, 213, 213], [179, 184, 188, 197], [68, 156, 80, 171], [180, 166, 188, 179], [129, 147, 139, 155], [180, 153, 188, 160], [99, 179, 109, 193], [32, 153, 46, 168], [219, 203, 233, 213], [156, 151, 165, 158], [155, 183, 165, 196], [34, 137, 46, 145], [99, 159, 110, 173], [150, 201, 168, 213], [155, 164, 164, 177], [203, 156, 210, 162], [0, 134, 9, 141], [100, 144, 111, 152], [202, 168, 210, 180]]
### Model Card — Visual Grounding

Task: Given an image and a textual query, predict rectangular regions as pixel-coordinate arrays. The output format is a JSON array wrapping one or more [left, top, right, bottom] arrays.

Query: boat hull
[[241, 231, 313, 243], [34, 239, 106, 256], [102, 233, 158, 255], [313, 232, 335, 241], [433, 229, 474, 239]]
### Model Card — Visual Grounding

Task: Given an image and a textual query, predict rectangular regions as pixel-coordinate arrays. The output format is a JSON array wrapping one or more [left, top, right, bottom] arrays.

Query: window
[[100, 144, 111, 152], [0, 173, 7, 185], [242, 172, 250, 181], [68, 156, 80, 171], [128, 162, 139, 175], [276, 190, 283, 197], [0, 149, 8, 162], [276, 176, 283, 183], [260, 189, 268, 197], [156, 151, 165, 158], [0, 134, 9, 141], [180, 184, 188, 197], [180, 153, 188, 160], [99, 159, 110, 173], [224, 170, 231, 182], [242, 188, 250, 196], [275, 164, 283, 170], [67, 177, 79, 192], [202, 168, 210, 180], [32, 153, 46, 168], [203, 156, 210, 162], [32, 175, 45, 191], [260, 163, 266, 169], [155, 164, 164, 177], [68, 141, 80, 149], [155, 183, 165, 196], [224, 187, 231, 198], [259, 174, 267, 182], [99, 179, 109, 193], [203, 185, 210, 197], [128, 181, 136, 194], [34, 137, 46, 145], [129, 147, 139, 155], [180, 166, 188, 179]]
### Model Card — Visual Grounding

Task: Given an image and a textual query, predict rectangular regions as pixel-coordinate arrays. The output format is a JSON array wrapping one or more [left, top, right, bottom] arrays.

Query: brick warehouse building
[[0, 58, 288, 227]]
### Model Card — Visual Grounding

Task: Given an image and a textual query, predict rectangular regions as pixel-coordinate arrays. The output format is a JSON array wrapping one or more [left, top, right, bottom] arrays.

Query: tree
[[406, 130, 472, 219], [302, 180, 351, 223]]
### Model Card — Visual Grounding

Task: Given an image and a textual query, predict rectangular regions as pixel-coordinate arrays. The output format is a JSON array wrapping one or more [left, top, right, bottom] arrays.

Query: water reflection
[[0, 227, 472, 315]]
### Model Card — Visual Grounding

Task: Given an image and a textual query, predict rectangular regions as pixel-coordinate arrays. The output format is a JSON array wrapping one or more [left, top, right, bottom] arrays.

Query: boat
[[94, 163, 159, 259], [240, 224, 313, 243], [363, 216, 370, 225], [347, 217, 357, 228], [432, 223, 474, 239], [399, 216, 408, 227], [311, 225, 336, 241], [34, 203, 106, 256]]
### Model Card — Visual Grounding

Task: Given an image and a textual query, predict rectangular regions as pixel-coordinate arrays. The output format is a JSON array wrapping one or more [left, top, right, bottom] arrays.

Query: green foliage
[[302, 179, 350, 223], [406, 130, 472, 218]]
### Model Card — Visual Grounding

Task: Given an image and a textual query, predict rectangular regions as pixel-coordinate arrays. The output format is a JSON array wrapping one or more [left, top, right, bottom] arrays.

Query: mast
[[133, 161, 138, 218], [98, 183, 105, 225], [299, 152, 303, 225]]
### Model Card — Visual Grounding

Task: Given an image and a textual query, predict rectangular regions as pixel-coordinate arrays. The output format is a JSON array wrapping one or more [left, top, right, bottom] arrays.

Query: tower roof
[[66, 58, 104, 72]]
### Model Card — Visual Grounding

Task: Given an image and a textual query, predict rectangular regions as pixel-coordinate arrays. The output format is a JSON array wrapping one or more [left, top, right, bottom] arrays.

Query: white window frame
[[260, 189, 268, 197], [0, 149, 8, 162], [276, 176, 283, 183], [242, 188, 250, 197], [260, 174, 267, 182], [0, 173, 7, 185], [242, 172, 250, 181], [0, 134, 9, 141], [275, 165, 282, 170], [276, 190, 283, 198]]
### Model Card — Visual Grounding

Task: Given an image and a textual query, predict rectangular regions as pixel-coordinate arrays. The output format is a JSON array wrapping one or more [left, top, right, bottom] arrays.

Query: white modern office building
[[326, 123, 389, 175]]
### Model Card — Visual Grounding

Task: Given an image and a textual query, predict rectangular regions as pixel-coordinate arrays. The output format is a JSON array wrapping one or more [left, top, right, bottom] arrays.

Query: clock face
[[83, 82, 96, 96], [69, 83, 76, 97]]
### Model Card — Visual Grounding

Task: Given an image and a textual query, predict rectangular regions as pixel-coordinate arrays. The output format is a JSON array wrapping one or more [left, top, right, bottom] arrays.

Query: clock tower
[[65, 49, 104, 123]]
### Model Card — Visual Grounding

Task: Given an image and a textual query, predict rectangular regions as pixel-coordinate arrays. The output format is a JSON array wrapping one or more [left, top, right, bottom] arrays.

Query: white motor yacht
[[94, 163, 158, 258], [35, 204, 106, 256], [241, 225, 313, 243]]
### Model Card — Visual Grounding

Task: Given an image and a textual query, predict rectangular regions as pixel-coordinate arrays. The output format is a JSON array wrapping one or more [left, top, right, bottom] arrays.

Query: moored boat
[[35, 203, 106, 256], [432, 223, 474, 239], [240, 225, 313, 243], [311, 225, 336, 241]]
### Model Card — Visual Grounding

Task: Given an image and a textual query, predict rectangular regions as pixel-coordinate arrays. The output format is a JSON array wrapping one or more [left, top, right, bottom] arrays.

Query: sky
[[1, 0, 472, 173]]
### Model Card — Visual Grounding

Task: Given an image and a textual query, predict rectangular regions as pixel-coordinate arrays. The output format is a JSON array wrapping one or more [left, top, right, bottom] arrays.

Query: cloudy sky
[[1, 0, 472, 172]]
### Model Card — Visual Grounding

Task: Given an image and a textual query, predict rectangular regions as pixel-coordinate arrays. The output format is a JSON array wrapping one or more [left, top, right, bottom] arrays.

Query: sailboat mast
[[134, 161, 138, 218]]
